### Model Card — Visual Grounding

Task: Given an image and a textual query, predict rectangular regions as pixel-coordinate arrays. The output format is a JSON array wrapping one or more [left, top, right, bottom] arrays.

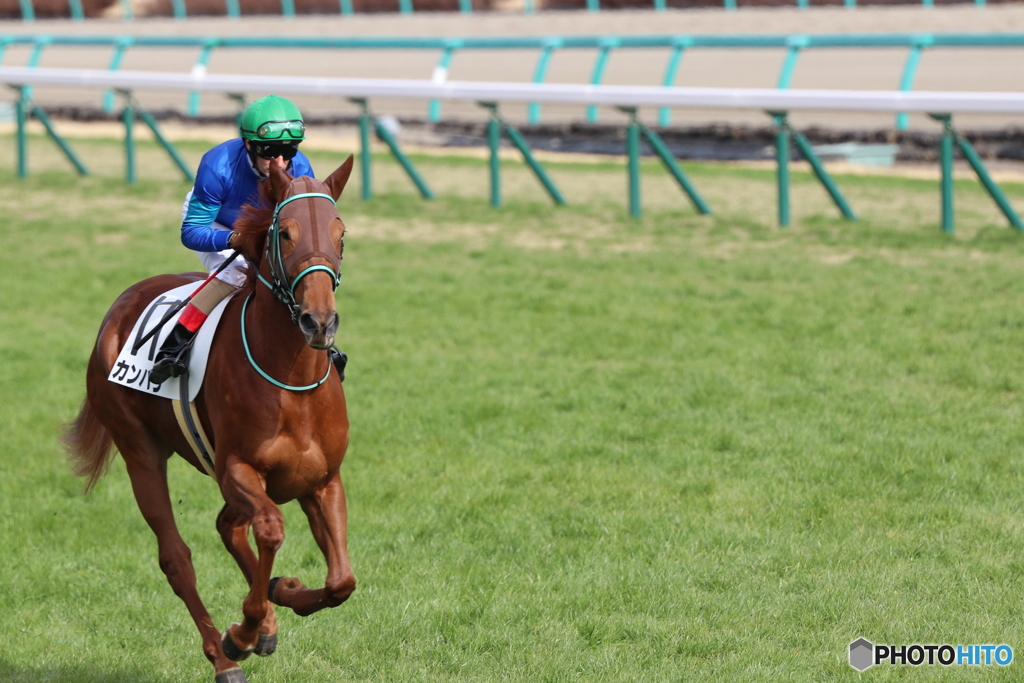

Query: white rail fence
[[2, 65, 1022, 230]]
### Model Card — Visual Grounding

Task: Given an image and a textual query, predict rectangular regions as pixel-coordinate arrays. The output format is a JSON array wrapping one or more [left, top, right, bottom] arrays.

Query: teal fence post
[[482, 102, 564, 206], [458, 0, 472, 12], [931, 114, 955, 234], [399, 0, 413, 13], [771, 112, 791, 227], [896, 36, 931, 131], [586, 38, 618, 123], [658, 39, 689, 128], [374, 118, 434, 200], [18, 0, 34, 21], [487, 110, 502, 208], [528, 41, 559, 125], [586, 0, 599, 10], [352, 99, 372, 201], [122, 94, 136, 184], [31, 106, 89, 175], [188, 40, 218, 117], [281, 0, 296, 17], [724, 0, 736, 10], [118, 0, 133, 19], [16, 86, 29, 178], [624, 108, 641, 218], [104, 37, 133, 114], [226, 0, 240, 18], [639, 123, 711, 215], [789, 127, 857, 220], [339, 0, 353, 14], [953, 128, 1024, 231], [777, 35, 808, 89], [24, 36, 52, 104], [69, 0, 85, 21], [428, 44, 457, 123], [171, 0, 187, 19], [138, 110, 195, 183]]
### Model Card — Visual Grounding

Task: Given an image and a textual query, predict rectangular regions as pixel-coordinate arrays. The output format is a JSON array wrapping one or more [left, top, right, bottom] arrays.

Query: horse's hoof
[[221, 625, 255, 662], [268, 576, 281, 603], [214, 667, 249, 683], [255, 633, 278, 657]]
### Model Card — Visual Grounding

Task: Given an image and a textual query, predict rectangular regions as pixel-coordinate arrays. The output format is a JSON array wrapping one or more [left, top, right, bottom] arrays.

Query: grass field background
[[3, 133, 1024, 681]]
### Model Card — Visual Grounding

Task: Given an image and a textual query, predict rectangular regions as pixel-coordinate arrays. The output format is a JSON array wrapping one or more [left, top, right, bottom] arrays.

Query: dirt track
[[5, 5, 1024, 133]]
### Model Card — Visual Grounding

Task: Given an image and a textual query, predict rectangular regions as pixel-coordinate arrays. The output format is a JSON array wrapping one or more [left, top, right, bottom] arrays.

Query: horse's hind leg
[[271, 473, 356, 617], [216, 505, 278, 656], [121, 449, 244, 681]]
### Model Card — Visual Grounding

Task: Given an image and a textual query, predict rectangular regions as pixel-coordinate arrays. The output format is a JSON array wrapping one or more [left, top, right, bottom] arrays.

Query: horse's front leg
[[271, 473, 356, 616], [218, 455, 284, 661], [216, 504, 279, 657]]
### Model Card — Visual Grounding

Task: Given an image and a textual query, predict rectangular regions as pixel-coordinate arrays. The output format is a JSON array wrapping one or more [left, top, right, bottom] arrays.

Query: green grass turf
[[2, 133, 1024, 681]]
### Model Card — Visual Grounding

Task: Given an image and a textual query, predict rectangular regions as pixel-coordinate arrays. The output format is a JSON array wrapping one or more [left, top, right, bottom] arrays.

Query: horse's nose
[[299, 311, 339, 348]]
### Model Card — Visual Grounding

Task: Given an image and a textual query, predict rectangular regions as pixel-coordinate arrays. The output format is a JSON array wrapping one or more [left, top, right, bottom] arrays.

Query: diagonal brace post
[[480, 102, 566, 208], [638, 122, 711, 215], [11, 85, 88, 178], [351, 98, 433, 201], [786, 124, 857, 221], [929, 113, 1023, 234], [770, 110, 857, 226]]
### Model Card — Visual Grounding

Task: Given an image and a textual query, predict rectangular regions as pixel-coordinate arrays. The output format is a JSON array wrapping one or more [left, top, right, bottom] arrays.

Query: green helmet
[[240, 95, 305, 143]]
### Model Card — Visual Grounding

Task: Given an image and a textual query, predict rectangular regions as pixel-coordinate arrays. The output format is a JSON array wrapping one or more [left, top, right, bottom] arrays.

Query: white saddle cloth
[[107, 282, 234, 402]]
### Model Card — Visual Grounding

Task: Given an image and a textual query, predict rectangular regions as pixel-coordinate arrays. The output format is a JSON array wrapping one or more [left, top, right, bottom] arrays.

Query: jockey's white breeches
[[181, 189, 249, 288]]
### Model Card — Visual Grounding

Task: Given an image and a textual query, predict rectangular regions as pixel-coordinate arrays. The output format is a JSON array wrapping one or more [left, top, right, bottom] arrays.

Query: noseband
[[257, 191, 341, 322], [242, 191, 343, 392]]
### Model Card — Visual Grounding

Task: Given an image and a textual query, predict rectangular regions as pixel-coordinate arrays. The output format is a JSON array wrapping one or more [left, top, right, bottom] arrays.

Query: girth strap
[[171, 370, 217, 477]]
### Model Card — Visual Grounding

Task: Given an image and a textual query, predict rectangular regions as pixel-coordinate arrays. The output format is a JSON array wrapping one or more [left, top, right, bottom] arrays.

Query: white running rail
[[2, 66, 1024, 114]]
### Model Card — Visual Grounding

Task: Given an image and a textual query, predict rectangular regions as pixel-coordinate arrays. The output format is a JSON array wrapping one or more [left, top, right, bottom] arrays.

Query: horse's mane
[[232, 174, 288, 292]]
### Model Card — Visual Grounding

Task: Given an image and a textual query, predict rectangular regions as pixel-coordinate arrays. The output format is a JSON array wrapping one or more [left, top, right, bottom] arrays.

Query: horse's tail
[[62, 396, 115, 493]]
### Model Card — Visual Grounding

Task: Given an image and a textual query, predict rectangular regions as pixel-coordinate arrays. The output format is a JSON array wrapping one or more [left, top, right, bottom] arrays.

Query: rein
[[242, 191, 342, 392]]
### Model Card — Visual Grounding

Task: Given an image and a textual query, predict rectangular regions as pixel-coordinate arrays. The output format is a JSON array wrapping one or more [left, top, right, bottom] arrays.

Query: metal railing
[[3, 65, 1022, 233], [2, 32, 1023, 130]]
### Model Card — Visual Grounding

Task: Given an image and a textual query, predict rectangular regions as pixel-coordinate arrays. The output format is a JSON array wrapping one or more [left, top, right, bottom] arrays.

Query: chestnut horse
[[63, 156, 357, 683]]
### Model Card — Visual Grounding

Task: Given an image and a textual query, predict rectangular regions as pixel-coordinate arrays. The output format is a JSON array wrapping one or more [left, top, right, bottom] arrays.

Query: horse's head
[[258, 155, 354, 350]]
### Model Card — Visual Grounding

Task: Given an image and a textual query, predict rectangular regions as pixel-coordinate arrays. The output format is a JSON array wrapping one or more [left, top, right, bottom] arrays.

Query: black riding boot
[[149, 322, 197, 386]]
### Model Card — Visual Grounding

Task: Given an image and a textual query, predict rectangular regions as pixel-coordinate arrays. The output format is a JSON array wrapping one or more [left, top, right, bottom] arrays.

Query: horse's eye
[[279, 230, 291, 241]]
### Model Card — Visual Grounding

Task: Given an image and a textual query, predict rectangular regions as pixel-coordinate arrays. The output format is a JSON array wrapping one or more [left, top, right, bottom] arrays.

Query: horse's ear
[[323, 155, 354, 202], [269, 159, 291, 203]]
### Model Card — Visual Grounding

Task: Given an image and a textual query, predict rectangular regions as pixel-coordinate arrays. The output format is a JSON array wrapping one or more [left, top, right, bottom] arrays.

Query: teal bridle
[[256, 191, 341, 321], [242, 191, 343, 392]]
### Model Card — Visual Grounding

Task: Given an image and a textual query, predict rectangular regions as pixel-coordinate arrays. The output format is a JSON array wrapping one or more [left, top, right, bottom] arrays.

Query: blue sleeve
[[292, 153, 315, 180], [181, 154, 232, 252]]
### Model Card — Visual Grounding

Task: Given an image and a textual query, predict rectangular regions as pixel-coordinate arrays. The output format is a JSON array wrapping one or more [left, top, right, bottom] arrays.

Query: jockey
[[149, 94, 315, 386]]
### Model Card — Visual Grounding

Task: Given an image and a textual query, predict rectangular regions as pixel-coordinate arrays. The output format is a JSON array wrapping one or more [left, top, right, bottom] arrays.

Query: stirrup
[[150, 350, 192, 386]]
